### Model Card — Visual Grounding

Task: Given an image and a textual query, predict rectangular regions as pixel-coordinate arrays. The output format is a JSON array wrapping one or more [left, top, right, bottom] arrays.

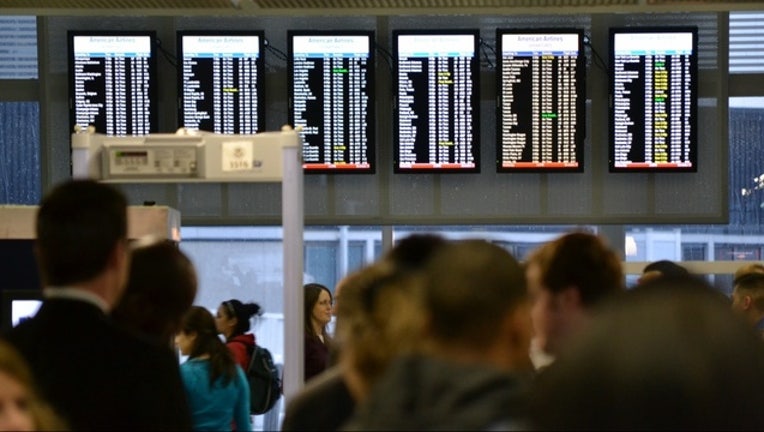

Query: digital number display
[[178, 32, 264, 134], [609, 28, 698, 172], [69, 32, 157, 136], [289, 32, 374, 173], [497, 30, 585, 172], [394, 31, 480, 172]]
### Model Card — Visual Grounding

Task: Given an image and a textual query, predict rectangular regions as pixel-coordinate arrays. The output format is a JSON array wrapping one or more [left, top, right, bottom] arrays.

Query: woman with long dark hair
[[176, 306, 251, 431], [304, 283, 333, 382], [215, 300, 262, 371]]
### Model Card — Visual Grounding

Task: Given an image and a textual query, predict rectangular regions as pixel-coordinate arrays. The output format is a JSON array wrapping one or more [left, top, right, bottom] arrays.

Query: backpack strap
[[230, 339, 255, 365]]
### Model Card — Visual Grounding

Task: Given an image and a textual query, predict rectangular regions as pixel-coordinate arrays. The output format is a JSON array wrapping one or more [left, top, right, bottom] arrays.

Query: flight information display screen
[[178, 31, 264, 134], [609, 27, 698, 172], [289, 32, 374, 173], [69, 32, 157, 136], [497, 29, 585, 172], [394, 30, 480, 173]]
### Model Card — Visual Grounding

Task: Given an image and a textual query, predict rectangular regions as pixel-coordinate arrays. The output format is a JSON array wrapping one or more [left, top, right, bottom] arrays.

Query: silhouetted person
[[525, 232, 625, 362], [530, 275, 764, 430], [3, 180, 191, 430], [282, 234, 447, 431], [112, 239, 197, 347], [344, 240, 533, 430]]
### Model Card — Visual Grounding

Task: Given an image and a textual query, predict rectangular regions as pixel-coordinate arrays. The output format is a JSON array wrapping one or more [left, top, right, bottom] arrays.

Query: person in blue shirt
[[176, 306, 252, 431]]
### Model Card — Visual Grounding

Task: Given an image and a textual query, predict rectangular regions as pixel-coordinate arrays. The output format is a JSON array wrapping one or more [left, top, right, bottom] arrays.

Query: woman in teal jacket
[[176, 306, 252, 431]]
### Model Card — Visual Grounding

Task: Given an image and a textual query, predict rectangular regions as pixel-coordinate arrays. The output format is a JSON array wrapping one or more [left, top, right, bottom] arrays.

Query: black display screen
[[609, 27, 698, 172], [497, 29, 585, 172], [288, 31, 374, 173], [178, 31, 264, 134], [394, 30, 480, 173], [68, 31, 157, 136]]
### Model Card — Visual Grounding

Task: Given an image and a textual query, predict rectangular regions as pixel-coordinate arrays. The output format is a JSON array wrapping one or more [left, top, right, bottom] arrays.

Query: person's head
[[176, 306, 236, 385], [215, 299, 262, 340], [304, 283, 333, 339], [525, 232, 624, 356], [732, 272, 764, 325], [733, 262, 764, 283], [385, 234, 448, 271], [530, 275, 764, 430], [422, 239, 532, 371], [637, 260, 689, 285], [111, 239, 197, 345], [335, 261, 428, 400], [35, 179, 129, 308], [0, 340, 66, 431]]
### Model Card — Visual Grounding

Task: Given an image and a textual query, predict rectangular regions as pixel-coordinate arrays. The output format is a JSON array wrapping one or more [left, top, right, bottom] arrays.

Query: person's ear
[[108, 239, 129, 270], [742, 295, 753, 310]]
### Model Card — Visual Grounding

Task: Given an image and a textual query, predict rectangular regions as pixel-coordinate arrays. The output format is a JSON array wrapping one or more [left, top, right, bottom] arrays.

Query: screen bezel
[[608, 26, 699, 173], [176, 30, 266, 135], [1, 290, 42, 332], [67, 30, 159, 136], [393, 29, 481, 174], [495, 28, 586, 173], [287, 30, 376, 174]]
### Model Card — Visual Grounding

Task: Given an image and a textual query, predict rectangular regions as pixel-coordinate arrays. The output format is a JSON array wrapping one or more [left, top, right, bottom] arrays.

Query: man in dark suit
[[3, 180, 191, 430]]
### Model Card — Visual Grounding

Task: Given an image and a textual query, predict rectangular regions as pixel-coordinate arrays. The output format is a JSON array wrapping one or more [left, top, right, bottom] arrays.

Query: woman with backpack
[[215, 300, 262, 371], [176, 306, 251, 431]]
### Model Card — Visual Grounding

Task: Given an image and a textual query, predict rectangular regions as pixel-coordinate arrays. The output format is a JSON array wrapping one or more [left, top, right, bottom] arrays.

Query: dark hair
[[112, 240, 197, 344], [304, 283, 332, 341], [180, 306, 236, 386], [642, 260, 689, 278], [384, 234, 448, 271], [36, 180, 127, 286], [530, 275, 764, 430], [528, 232, 624, 306], [219, 299, 263, 338], [357, 234, 447, 314], [424, 239, 527, 348], [734, 272, 764, 310]]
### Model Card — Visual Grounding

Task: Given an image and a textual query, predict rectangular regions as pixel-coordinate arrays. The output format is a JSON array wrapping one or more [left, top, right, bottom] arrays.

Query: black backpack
[[245, 345, 282, 415]]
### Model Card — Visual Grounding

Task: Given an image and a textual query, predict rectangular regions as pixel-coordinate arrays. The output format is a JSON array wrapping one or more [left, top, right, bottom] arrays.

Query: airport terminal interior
[[2, 1, 764, 429]]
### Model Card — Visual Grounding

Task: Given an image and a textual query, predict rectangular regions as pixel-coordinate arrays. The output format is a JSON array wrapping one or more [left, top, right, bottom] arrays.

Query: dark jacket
[[282, 366, 354, 431], [342, 354, 530, 431], [304, 334, 330, 382], [4, 298, 192, 431]]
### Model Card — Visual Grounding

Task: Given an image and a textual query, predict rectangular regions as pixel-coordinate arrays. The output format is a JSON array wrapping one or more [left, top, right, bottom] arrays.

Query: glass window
[[305, 242, 338, 291], [347, 241, 367, 274], [0, 16, 37, 79], [730, 12, 764, 74]]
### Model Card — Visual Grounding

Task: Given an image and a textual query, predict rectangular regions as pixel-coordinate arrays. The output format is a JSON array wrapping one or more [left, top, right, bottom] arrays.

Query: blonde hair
[[0, 340, 67, 430], [335, 262, 425, 388]]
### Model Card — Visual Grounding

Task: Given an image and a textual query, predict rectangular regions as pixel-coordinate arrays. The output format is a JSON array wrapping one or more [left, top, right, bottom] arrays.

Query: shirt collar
[[43, 287, 110, 313]]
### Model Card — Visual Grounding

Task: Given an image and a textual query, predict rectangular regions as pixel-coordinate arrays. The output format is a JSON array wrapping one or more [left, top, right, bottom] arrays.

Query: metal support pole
[[281, 128, 304, 402]]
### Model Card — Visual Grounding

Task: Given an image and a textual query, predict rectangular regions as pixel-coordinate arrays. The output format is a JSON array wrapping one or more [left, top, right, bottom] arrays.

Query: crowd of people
[[2, 178, 764, 431]]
